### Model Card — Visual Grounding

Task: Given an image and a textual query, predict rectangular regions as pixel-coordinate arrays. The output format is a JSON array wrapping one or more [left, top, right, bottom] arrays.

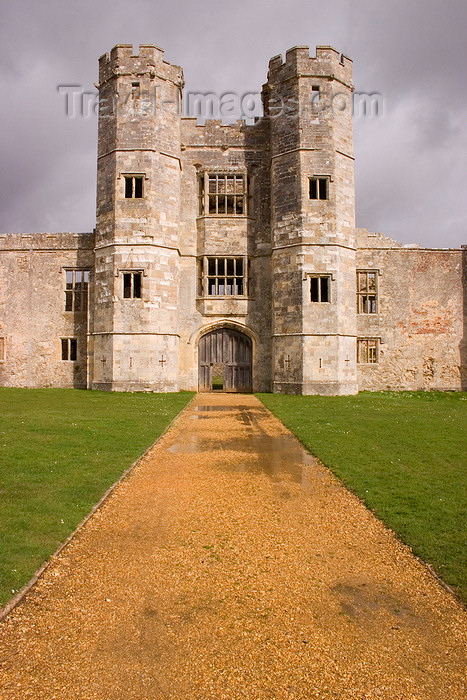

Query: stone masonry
[[0, 44, 465, 393]]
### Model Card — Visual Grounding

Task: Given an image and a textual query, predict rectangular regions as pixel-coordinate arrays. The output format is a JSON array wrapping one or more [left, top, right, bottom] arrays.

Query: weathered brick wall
[[0, 233, 94, 388], [356, 230, 466, 390]]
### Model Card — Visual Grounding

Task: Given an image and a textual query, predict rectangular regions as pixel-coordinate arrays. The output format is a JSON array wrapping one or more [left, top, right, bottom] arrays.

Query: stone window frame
[[118, 172, 147, 199], [357, 269, 379, 314], [198, 171, 249, 216], [119, 269, 144, 299], [311, 84, 321, 96], [0, 337, 5, 362], [198, 256, 248, 297], [304, 272, 335, 304], [61, 337, 77, 362], [309, 274, 332, 303], [64, 268, 90, 312], [357, 337, 380, 364], [309, 175, 330, 201]]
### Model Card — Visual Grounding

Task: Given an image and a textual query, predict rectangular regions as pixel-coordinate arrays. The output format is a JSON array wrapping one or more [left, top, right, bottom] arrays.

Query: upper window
[[124, 175, 144, 199], [357, 270, 378, 314], [311, 85, 320, 109], [357, 338, 379, 364], [199, 173, 248, 215], [65, 269, 89, 312], [122, 271, 142, 299], [309, 177, 329, 200], [199, 257, 246, 296], [310, 275, 330, 303]]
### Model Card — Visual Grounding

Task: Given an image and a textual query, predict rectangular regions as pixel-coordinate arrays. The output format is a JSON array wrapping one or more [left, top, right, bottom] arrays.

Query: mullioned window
[[198, 256, 247, 296], [65, 269, 90, 312], [357, 270, 378, 314], [61, 338, 77, 361], [199, 173, 248, 215], [357, 338, 379, 364]]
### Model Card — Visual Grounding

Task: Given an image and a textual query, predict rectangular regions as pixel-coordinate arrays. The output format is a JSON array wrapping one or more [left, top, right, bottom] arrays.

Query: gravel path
[[0, 393, 466, 699]]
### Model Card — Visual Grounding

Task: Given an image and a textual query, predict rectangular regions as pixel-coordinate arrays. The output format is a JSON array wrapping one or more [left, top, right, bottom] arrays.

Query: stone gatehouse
[[0, 44, 465, 394]]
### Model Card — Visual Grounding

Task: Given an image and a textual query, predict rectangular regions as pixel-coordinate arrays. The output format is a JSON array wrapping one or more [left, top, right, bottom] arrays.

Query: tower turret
[[90, 44, 184, 390], [265, 46, 358, 394]]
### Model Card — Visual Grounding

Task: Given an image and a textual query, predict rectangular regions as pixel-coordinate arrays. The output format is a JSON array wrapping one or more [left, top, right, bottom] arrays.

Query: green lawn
[[258, 391, 467, 603], [0, 388, 193, 606]]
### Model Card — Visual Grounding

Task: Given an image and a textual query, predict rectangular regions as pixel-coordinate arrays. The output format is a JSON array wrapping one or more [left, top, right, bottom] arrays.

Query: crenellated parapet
[[98, 44, 183, 87], [180, 117, 269, 150], [0, 232, 94, 251], [266, 45, 353, 90]]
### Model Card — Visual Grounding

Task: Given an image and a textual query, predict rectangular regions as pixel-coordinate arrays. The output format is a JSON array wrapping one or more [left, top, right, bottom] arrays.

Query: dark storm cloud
[[0, 0, 465, 246]]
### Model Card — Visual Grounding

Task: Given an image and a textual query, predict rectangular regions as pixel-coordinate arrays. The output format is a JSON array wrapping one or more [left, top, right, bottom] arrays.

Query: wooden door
[[198, 329, 252, 392]]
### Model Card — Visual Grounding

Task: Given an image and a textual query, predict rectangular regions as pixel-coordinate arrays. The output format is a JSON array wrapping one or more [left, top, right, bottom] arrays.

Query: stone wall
[[356, 230, 466, 390], [0, 233, 94, 388]]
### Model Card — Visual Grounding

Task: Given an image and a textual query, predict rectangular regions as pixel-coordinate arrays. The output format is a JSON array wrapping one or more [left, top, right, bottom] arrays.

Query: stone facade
[[356, 230, 466, 391], [0, 233, 93, 388], [0, 44, 465, 394]]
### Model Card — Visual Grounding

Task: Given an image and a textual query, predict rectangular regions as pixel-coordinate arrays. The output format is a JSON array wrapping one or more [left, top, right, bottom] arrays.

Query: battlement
[[180, 117, 268, 149], [98, 44, 183, 87], [267, 45, 353, 88], [356, 228, 403, 249], [0, 232, 94, 251]]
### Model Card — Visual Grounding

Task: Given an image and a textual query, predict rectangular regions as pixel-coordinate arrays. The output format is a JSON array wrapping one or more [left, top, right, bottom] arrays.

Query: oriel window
[[199, 173, 248, 215], [201, 257, 247, 296]]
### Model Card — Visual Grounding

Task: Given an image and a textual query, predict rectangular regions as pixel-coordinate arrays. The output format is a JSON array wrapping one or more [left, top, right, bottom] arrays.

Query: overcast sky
[[0, 0, 465, 247]]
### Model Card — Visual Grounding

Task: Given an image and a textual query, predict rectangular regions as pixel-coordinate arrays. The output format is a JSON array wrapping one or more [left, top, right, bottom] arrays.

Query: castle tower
[[264, 46, 358, 394], [90, 45, 184, 391]]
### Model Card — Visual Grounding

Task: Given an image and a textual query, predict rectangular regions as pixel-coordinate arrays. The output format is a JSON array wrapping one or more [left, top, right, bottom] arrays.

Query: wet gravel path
[[0, 393, 466, 699]]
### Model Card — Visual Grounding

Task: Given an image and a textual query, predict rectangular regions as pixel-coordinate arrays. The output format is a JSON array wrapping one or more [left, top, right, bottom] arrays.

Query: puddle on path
[[193, 405, 235, 412], [169, 403, 325, 487], [331, 581, 425, 630]]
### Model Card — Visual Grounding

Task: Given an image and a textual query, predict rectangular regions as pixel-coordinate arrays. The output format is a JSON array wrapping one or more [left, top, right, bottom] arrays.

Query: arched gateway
[[198, 328, 252, 392]]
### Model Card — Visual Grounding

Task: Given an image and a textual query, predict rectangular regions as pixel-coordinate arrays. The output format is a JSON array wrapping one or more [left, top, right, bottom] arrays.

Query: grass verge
[[0, 388, 193, 606], [257, 391, 467, 603]]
